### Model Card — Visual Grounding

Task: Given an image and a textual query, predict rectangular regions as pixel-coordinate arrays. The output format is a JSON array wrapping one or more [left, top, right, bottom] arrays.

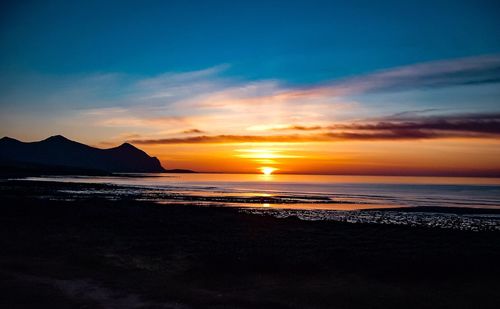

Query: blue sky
[[2, 0, 500, 84]]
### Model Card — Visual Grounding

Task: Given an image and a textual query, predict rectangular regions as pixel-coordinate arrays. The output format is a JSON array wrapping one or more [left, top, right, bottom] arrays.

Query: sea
[[23, 173, 500, 230]]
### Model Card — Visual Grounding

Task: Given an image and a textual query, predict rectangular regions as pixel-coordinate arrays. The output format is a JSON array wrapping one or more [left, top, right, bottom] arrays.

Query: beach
[[1, 179, 499, 308]]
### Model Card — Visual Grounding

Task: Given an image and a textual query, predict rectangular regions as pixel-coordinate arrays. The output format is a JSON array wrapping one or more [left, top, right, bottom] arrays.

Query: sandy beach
[[1, 180, 499, 308]]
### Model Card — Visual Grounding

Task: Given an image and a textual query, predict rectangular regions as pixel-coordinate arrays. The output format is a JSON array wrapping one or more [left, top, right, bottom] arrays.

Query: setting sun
[[260, 167, 277, 175]]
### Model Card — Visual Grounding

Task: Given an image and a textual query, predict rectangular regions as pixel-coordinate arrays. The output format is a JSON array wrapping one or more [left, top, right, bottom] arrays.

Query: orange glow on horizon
[[134, 138, 500, 177]]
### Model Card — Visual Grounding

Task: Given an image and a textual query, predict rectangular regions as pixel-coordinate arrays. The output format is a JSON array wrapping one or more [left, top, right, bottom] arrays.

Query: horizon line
[[157, 171, 500, 178]]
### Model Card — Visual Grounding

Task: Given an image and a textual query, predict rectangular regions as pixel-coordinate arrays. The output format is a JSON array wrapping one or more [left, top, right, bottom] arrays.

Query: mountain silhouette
[[0, 135, 166, 173]]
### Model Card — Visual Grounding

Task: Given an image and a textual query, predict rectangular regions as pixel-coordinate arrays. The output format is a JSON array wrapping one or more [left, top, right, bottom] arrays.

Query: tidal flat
[[0, 180, 499, 308]]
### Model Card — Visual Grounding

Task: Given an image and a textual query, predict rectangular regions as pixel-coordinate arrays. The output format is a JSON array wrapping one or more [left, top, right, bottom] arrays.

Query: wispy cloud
[[334, 113, 500, 134], [126, 131, 482, 145], [316, 54, 500, 95], [273, 112, 500, 133], [272, 125, 325, 131], [129, 134, 316, 144], [181, 129, 205, 134], [128, 112, 500, 144], [2, 55, 500, 144]]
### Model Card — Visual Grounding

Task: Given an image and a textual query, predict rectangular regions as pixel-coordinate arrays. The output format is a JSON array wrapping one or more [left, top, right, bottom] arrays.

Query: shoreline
[[2, 179, 499, 231]]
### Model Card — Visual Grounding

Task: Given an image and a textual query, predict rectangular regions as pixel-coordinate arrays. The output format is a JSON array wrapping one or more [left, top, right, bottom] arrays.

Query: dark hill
[[0, 135, 166, 173]]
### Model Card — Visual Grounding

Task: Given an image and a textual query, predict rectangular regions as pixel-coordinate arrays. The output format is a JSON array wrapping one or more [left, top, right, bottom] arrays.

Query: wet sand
[[1, 180, 499, 308]]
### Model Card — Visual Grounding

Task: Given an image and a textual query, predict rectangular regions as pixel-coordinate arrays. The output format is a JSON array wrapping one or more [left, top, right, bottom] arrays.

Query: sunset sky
[[1, 0, 500, 175]]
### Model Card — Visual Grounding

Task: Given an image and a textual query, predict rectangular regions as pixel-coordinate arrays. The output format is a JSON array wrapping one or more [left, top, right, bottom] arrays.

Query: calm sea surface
[[25, 174, 500, 210]]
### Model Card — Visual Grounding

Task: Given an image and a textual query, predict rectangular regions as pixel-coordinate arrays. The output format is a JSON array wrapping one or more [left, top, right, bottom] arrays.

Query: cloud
[[383, 108, 444, 119], [320, 54, 500, 95], [275, 112, 500, 134], [333, 113, 500, 134], [3, 55, 500, 144], [125, 131, 463, 145], [129, 134, 318, 144], [129, 113, 500, 144], [274, 125, 325, 131], [181, 129, 205, 134]]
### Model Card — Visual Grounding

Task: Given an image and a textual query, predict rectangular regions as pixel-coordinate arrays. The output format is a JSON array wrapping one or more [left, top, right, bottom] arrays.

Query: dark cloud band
[[129, 113, 500, 145]]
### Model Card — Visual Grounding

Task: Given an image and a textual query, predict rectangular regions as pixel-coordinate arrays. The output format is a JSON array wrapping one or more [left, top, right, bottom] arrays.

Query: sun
[[260, 167, 277, 175]]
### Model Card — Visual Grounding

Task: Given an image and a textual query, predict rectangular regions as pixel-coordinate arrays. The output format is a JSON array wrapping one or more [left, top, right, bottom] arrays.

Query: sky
[[1, 0, 500, 176]]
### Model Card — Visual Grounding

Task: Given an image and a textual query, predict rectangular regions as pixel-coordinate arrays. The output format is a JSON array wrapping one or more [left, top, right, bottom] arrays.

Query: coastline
[[4, 179, 499, 231], [1, 180, 499, 308]]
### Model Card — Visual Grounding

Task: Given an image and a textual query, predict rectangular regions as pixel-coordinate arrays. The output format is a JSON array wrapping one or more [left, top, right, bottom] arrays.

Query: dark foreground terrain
[[0, 181, 499, 308]]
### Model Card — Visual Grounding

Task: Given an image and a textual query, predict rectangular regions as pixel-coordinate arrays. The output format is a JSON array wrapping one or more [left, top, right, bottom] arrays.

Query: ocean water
[[24, 173, 500, 210]]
